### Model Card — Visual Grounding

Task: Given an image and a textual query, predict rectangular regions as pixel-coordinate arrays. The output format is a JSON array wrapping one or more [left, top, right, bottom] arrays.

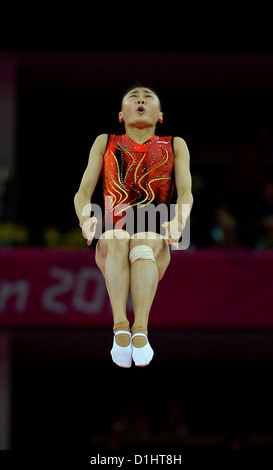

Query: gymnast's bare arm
[[74, 134, 107, 244], [162, 137, 193, 247]]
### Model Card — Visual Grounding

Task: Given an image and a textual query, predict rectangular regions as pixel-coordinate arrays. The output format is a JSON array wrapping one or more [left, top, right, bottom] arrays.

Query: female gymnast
[[74, 86, 193, 367]]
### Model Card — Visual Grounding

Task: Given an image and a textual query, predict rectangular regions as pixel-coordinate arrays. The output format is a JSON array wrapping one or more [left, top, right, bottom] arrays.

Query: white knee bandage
[[129, 245, 156, 264]]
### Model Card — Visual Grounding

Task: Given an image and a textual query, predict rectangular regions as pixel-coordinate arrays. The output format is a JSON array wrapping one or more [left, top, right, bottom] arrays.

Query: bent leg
[[129, 233, 170, 358], [95, 229, 131, 348]]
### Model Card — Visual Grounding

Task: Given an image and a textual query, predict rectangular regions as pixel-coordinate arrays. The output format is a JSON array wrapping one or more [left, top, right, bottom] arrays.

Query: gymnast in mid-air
[[74, 85, 193, 367]]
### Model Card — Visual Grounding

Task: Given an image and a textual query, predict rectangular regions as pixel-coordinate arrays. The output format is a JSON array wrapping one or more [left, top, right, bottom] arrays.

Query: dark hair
[[121, 82, 162, 111]]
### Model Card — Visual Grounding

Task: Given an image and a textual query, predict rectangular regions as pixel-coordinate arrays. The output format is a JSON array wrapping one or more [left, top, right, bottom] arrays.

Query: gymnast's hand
[[162, 219, 183, 249], [80, 216, 98, 246]]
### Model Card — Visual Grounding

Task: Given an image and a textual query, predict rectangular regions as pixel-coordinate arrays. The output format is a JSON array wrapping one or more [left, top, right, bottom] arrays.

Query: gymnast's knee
[[129, 245, 156, 264], [106, 229, 130, 255]]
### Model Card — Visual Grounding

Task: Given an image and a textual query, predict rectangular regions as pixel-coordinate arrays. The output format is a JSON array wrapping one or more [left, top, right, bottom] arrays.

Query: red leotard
[[103, 134, 175, 234]]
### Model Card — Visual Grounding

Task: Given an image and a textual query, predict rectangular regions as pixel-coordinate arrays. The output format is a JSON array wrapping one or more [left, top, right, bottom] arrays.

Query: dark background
[[9, 52, 273, 249], [1, 13, 273, 454], [1, 10, 273, 249]]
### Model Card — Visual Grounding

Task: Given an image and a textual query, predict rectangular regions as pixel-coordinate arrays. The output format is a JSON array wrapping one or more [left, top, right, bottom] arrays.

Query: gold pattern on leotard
[[103, 135, 175, 223]]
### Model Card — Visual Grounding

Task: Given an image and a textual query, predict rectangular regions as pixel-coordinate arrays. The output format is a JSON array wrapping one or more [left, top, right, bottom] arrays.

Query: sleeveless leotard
[[103, 134, 175, 234]]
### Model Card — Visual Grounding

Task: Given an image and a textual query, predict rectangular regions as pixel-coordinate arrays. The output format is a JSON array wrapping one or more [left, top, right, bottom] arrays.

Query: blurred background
[[1, 14, 273, 453]]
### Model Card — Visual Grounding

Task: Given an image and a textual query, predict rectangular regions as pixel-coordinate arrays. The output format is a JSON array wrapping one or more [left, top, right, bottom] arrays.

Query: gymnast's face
[[119, 87, 163, 129]]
